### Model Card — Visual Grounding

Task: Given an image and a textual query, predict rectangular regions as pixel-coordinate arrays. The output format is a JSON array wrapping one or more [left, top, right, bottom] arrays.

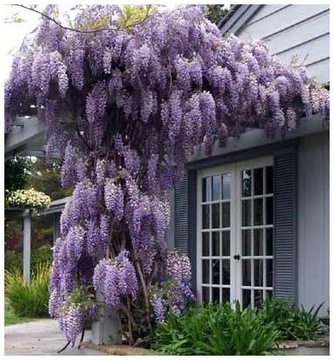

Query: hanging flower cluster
[[53, 286, 97, 346], [93, 251, 138, 308], [166, 250, 192, 283], [149, 249, 195, 322], [5, 188, 51, 210], [4, 4, 330, 345]]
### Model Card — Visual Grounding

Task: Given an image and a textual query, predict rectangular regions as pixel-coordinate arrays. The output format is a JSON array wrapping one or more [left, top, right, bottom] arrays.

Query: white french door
[[197, 156, 274, 308]]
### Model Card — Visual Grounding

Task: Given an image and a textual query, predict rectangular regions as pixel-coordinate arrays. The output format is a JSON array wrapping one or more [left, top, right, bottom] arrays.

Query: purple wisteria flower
[[93, 252, 138, 308], [104, 179, 124, 220], [152, 297, 166, 322], [59, 304, 85, 346], [166, 250, 192, 283]]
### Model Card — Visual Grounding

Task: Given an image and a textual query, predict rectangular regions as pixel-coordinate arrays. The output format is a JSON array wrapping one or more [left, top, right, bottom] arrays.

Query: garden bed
[[83, 337, 330, 356], [82, 299, 329, 356]]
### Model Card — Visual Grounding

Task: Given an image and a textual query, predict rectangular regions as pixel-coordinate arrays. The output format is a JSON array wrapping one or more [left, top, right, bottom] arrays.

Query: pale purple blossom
[[104, 179, 124, 220], [93, 252, 138, 308], [166, 250, 192, 282], [286, 107, 297, 129], [59, 304, 85, 346], [153, 297, 165, 321], [61, 142, 77, 188], [65, 225, 85, 262]]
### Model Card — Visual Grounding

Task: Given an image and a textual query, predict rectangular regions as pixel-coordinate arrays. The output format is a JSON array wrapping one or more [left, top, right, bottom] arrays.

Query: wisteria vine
[[5, 4, 329, 346]]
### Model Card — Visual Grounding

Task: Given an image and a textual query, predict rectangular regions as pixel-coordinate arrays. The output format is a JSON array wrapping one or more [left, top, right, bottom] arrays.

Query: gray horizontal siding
[[248, 5, 289, 23], [239, 5, 329, 41], [264, 11, 329, 55], [235, 4, 329, 83], [305, 60, 329, 83], [272, 34, 329, 68], [219, 5, 255, 35]]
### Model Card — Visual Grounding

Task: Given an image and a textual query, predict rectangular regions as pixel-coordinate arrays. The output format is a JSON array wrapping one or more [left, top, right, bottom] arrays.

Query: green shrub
[[5, 263, 51, 318], [292, 304, 323, 340], [5, 250, 22, 274], [258, 297, 323, 341], [152, 302, 280, 355], [31, 245, 53, 269], [5, 245, 53, 275]]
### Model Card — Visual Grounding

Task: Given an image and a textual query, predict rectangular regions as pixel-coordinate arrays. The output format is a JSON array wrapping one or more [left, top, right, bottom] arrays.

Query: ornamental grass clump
[[5, 4, 329, 345], [5, 245, 53, 275], [5, 263, 51, 318]]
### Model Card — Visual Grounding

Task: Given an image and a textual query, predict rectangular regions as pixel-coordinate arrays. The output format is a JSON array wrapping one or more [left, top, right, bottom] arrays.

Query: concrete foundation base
[[91, 307, 121, 345]]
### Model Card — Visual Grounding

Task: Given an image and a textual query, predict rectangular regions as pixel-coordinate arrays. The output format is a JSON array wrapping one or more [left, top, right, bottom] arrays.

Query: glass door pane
[[240, 165, 274, 309], [200, 171, 232, 303]]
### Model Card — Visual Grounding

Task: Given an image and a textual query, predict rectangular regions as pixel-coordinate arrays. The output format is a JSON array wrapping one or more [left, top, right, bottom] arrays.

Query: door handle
[[233, 254, 241, 260]]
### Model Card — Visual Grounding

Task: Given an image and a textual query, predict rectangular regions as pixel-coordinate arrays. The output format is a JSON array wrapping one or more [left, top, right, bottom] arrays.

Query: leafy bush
[[31, 245, 53, 269], [5, 245, 53, 275], [258, 298, 323, 341], [5, 250, 22, 274], [5, 263, 51, 318], [152, 302, 280, 355]]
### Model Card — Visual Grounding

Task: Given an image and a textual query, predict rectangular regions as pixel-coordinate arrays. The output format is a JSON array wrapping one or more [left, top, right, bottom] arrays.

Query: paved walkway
[[5, 319, 108, 356]]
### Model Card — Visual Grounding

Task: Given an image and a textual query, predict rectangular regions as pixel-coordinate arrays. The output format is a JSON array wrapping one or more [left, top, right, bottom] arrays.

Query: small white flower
[[6, 188, 51, 209]]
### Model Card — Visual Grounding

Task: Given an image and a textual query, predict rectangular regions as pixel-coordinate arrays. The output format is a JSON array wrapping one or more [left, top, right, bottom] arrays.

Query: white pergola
[[5, 116, 67, 284]]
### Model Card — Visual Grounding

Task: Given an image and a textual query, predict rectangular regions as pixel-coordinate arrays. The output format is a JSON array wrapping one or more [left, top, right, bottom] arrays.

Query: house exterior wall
[[171, 4, 329, 313], [219, 4, 330, 313], [173, 128, 329, 312], [232, 5, 330, 83], [297, 131, 329, 317]]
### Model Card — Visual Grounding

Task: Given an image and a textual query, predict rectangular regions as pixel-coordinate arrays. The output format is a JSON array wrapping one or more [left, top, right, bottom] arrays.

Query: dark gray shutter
[[187, 170, 198, 293], [174, 170, 198, 293], [273, 147, 298, 305], [174, 173, 188, 254]]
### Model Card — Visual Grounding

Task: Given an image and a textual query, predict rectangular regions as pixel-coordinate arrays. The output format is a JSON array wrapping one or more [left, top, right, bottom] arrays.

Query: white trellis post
[[23, 209, 32, 285]]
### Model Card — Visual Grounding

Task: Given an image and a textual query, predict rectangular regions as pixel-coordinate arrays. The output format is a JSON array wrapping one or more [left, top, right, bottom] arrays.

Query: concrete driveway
[[5, 319, 107, 356]]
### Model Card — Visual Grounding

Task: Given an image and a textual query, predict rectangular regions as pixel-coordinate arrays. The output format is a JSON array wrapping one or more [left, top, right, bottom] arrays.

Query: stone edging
[[82, 343, 156, 356], [275, 337, 329, 350]]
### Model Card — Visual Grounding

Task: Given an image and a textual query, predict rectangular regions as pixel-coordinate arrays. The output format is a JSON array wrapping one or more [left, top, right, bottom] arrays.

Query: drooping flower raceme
[[4, 4, 329, 345], [149, 249, 195, 321], [166, 250, 192, 283], [93, 251, 138, 308]]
